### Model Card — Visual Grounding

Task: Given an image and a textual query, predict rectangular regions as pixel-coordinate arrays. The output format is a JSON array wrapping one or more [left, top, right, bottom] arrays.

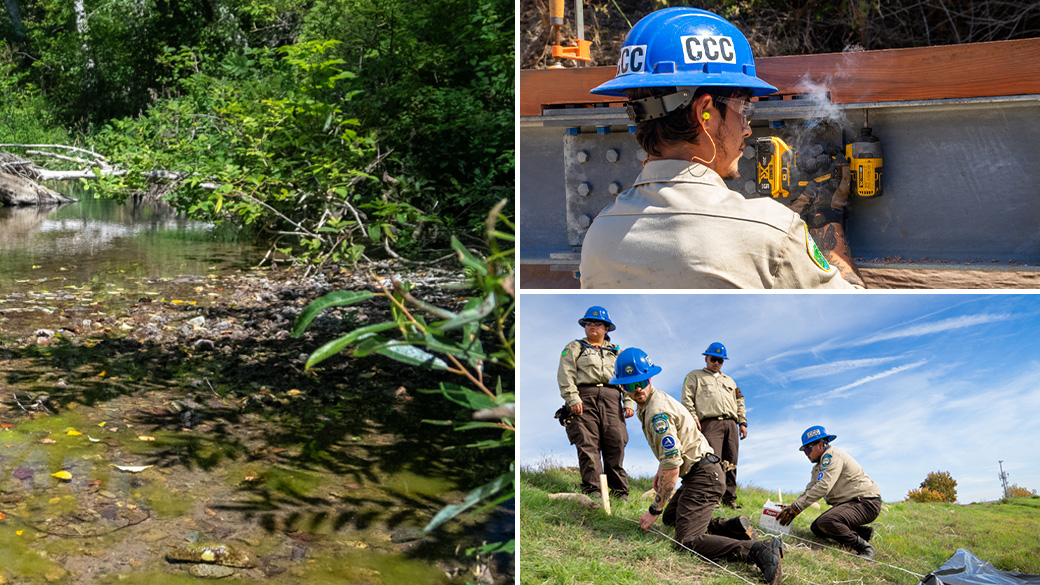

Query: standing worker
[[611, 347, 784, 585], [682, 342, 747, 509], [778, 426, 882, 560], [556, 306, 635, 500], [579, 7, 864, 289]]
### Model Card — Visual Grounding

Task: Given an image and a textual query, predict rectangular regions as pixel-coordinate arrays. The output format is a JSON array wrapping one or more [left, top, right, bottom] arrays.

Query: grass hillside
[[520, 464, 1040, 585]]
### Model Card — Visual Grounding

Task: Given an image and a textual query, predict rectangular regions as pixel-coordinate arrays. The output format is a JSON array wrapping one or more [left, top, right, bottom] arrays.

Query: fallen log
[[0, 169, 75, 206]]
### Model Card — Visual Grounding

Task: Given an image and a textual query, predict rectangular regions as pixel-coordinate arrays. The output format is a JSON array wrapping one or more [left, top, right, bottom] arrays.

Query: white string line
[[767, 530, 927, 580], [618, 514, 929, 584], [617, 515, 761, 585]]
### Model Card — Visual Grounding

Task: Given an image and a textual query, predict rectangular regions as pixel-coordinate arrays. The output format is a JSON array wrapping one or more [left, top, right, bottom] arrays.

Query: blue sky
[[518, 293, 1040, 504]]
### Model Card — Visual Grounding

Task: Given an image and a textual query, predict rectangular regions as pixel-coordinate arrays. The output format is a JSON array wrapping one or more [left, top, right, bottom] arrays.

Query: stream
[[0, 187, 513, 585]]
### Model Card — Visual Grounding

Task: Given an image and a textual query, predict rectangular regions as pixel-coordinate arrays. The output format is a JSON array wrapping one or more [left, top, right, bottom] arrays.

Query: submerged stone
[[189, 564, 235, 579], [165, 543, 257, 568]]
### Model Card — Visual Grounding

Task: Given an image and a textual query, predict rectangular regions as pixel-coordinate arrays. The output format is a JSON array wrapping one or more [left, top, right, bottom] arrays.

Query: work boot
[[723, 500, 743, 510], [609, 490, 629, 502], [748, 537, 783, 585], [723, 515, 758, 541], [854, 536, 876, 561], [853, 524, 874, 542]]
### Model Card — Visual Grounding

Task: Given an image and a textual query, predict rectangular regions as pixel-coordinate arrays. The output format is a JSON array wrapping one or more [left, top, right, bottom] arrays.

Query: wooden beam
[[520, 38, 1040, 117]]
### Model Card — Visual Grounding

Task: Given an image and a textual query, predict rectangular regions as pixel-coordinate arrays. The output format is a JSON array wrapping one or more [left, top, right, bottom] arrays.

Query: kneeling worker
[[611, 347, 783, 584], [778, 426, 882, 560]]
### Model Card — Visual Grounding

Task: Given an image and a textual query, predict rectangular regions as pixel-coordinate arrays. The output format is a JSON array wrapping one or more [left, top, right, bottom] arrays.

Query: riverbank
[[0, 261, 513, 585]]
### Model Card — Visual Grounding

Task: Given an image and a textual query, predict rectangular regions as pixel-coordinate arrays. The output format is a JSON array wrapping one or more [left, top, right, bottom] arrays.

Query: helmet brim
[[610, 364, 662, 385], [799, 434, 837, 450], [578, 318, 616, 332], [591, 71, 778, 98]]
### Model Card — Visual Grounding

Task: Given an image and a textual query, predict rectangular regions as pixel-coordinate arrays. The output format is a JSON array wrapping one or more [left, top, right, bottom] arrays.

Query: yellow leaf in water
[[67, 430, 82, 436], [98, 422, 106, 427], [287, 389, 302, 396], [171, 300, 184, 304], [49, 498, 61, 504], [16, 530, 23, 536], [98, 371, 106, 377], [137, 436, 156, 442], [52, 471, 72, 480]]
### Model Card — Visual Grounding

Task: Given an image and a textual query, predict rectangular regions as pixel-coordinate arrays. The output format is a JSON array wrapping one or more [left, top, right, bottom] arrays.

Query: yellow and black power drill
[[756, 127, 883, 199]]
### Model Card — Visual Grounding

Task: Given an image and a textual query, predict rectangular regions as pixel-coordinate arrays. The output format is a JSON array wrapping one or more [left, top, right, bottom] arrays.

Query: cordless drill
[[756, 128, 883, 199]]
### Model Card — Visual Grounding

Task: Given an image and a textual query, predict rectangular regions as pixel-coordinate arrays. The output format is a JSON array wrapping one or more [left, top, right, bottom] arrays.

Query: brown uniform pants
[[564, 385, 628, 497], [699, 417, 740, 505], [811, 497, 882, 547], [661, 457, 755, 561]]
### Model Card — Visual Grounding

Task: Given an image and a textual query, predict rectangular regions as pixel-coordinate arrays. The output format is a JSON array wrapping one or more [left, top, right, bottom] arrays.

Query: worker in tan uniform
[[682, 342, 746, 509], [610, 347, 784, 585], [778, 426, 882, 560], [556, 306, 635, 499], [580, 7, 864, 289]]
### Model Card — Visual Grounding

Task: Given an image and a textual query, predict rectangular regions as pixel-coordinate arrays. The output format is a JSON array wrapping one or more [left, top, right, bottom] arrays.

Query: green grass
[[520, 464, 1040, 585]]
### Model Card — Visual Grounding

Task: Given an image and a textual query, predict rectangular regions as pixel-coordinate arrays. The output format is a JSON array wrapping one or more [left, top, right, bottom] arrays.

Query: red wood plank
[[519, 38, 1040, 117]]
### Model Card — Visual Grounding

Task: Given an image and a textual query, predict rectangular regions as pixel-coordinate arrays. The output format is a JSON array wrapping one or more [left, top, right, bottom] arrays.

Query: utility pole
[[998, 460, 1010, 499]]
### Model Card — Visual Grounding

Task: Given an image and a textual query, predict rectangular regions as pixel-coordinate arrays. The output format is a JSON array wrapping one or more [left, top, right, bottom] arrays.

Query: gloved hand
[[777, 504, 800, 526], [802, 162, 851, 228]]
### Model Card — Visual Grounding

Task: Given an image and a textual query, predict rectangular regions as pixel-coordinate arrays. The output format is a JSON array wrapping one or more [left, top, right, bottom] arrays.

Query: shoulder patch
[[805, 226, 833, 272], [652, 414, 670, 434], [821, 453, 832, 469], [817, 471, 824, 481], [664, 449, 680, 457], [661, 436, 676, 451], [561, 347, 570, 357]]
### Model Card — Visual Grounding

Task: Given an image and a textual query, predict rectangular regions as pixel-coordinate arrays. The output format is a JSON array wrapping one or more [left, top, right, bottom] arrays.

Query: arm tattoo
[[654, 475, 678, 509], [810, 223, 865, 288]]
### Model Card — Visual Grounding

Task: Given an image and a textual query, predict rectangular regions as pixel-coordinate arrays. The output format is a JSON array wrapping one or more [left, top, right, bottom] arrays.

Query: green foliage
[[0, 43, 70, 144], [918, 470, 958, 503], [293, 201, 514, 550], [300, 0, 515, 235], [91, 40, 387, 264], [1, 0, 513, 264]]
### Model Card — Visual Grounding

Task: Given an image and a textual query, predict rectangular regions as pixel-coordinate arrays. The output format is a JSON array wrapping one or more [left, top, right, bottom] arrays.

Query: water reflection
[[0, 184, 260, 285]]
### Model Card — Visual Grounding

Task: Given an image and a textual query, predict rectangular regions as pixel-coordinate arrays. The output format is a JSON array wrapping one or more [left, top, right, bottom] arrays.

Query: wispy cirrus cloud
[[786, 356, 904, 381], [795, 359, 929, 408], [853, 314, 1014, 347]]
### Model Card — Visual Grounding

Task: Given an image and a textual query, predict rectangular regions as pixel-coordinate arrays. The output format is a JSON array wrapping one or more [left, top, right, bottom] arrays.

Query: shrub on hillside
[[906, 487, 947, 503], [1007, 484, 1038, 498], [918, 471, 958, 502]]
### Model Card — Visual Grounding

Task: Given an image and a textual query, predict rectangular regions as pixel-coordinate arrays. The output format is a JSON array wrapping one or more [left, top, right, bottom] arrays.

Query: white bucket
[[758, 500, 791, 535]]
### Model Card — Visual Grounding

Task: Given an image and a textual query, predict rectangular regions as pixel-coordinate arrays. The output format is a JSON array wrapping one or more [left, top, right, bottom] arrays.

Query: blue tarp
[[921, 550, 1040, 585]]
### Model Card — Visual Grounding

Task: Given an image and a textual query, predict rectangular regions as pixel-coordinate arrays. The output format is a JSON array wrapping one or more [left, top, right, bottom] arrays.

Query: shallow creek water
[[0, 189, 510, 584]]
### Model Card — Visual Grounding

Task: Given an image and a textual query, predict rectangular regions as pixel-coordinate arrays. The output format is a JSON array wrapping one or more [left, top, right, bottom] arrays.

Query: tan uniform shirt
[[579, 160, 855, 289], [557, 338, 635, 411], [682, 369, 746, 424], [793, 446, 881, 510], [637, 385, 713, 477]]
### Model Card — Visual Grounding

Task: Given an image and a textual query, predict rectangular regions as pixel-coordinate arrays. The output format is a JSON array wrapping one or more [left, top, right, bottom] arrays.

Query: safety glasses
[[708, 356, 724, 364], [802, 443, 816, 455], [622, 379, 650, 393], [715, 96, 755, 127]]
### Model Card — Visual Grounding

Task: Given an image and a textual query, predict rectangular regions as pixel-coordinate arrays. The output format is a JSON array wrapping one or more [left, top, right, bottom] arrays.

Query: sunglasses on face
[[622, 379, 650, 393], [584, 321, 606, 328], [714, 96, 755, 127], [708, 356, 724, 364], [802, 443, 816, 454]]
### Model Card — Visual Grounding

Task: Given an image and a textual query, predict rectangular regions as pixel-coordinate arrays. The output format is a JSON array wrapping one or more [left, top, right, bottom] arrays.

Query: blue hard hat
[[579, 306, 616, 331], [590, 7, 777, 98], [610, 347, 663, 385], [702, 342, 728, 360], [799, 425, 837, 450]]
